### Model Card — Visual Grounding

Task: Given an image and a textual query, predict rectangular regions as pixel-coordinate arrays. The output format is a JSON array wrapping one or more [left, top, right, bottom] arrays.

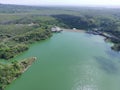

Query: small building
[[93, 28, 98, 31], [73, 28, 76, 30], [51, 26, 62, 32]]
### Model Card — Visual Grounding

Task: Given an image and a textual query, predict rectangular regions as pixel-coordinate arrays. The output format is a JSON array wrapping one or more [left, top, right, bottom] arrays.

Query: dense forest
[[0, 4, 120, 89]]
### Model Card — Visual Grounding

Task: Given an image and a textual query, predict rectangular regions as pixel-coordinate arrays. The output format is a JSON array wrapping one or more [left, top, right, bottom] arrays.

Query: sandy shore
[[62, 28, 85, 33]]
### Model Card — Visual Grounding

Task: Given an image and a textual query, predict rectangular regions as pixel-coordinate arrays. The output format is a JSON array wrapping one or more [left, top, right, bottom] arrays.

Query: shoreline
[[61, 28, 120, 52]]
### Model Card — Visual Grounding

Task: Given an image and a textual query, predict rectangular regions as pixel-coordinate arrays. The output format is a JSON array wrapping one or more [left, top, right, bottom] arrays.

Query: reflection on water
[[105, 49, 120, 59], [95, 57, 118, 74]]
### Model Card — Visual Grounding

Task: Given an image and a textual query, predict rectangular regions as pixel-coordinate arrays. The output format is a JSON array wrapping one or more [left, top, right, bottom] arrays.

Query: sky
[[0, 0, 120, 7]]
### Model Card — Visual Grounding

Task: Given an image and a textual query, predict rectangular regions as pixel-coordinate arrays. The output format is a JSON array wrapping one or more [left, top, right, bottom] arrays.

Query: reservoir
[[6, 31, 120, 90]]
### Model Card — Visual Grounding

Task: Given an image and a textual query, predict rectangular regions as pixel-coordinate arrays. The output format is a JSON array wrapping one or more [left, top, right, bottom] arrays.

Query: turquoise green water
[[5, 31, 120, 90]]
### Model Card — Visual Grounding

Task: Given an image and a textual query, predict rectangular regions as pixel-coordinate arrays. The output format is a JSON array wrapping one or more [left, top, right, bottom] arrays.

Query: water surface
[[6, 31, 120, 90]]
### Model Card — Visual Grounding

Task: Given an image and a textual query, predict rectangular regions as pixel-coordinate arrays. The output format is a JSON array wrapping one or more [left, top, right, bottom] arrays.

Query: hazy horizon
[[0, 0, 120, 8]]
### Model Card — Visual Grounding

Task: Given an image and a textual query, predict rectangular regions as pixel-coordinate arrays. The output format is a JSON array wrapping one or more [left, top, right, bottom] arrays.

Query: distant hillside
[[0, 3, 120, 16], [0, 4, 51, 13]]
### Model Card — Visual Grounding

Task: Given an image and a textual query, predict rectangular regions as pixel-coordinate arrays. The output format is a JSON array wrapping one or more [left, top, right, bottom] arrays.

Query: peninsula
[[0, 57, 37, 90]]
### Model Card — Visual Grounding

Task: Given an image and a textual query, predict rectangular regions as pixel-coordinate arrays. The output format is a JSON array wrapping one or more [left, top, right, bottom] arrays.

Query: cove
[[5, 31, 120, 90]]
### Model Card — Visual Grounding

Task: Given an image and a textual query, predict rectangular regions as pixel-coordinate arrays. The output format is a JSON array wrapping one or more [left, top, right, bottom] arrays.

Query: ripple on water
[[72, 80, 98, 90], [71, 63, 99, 90]]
